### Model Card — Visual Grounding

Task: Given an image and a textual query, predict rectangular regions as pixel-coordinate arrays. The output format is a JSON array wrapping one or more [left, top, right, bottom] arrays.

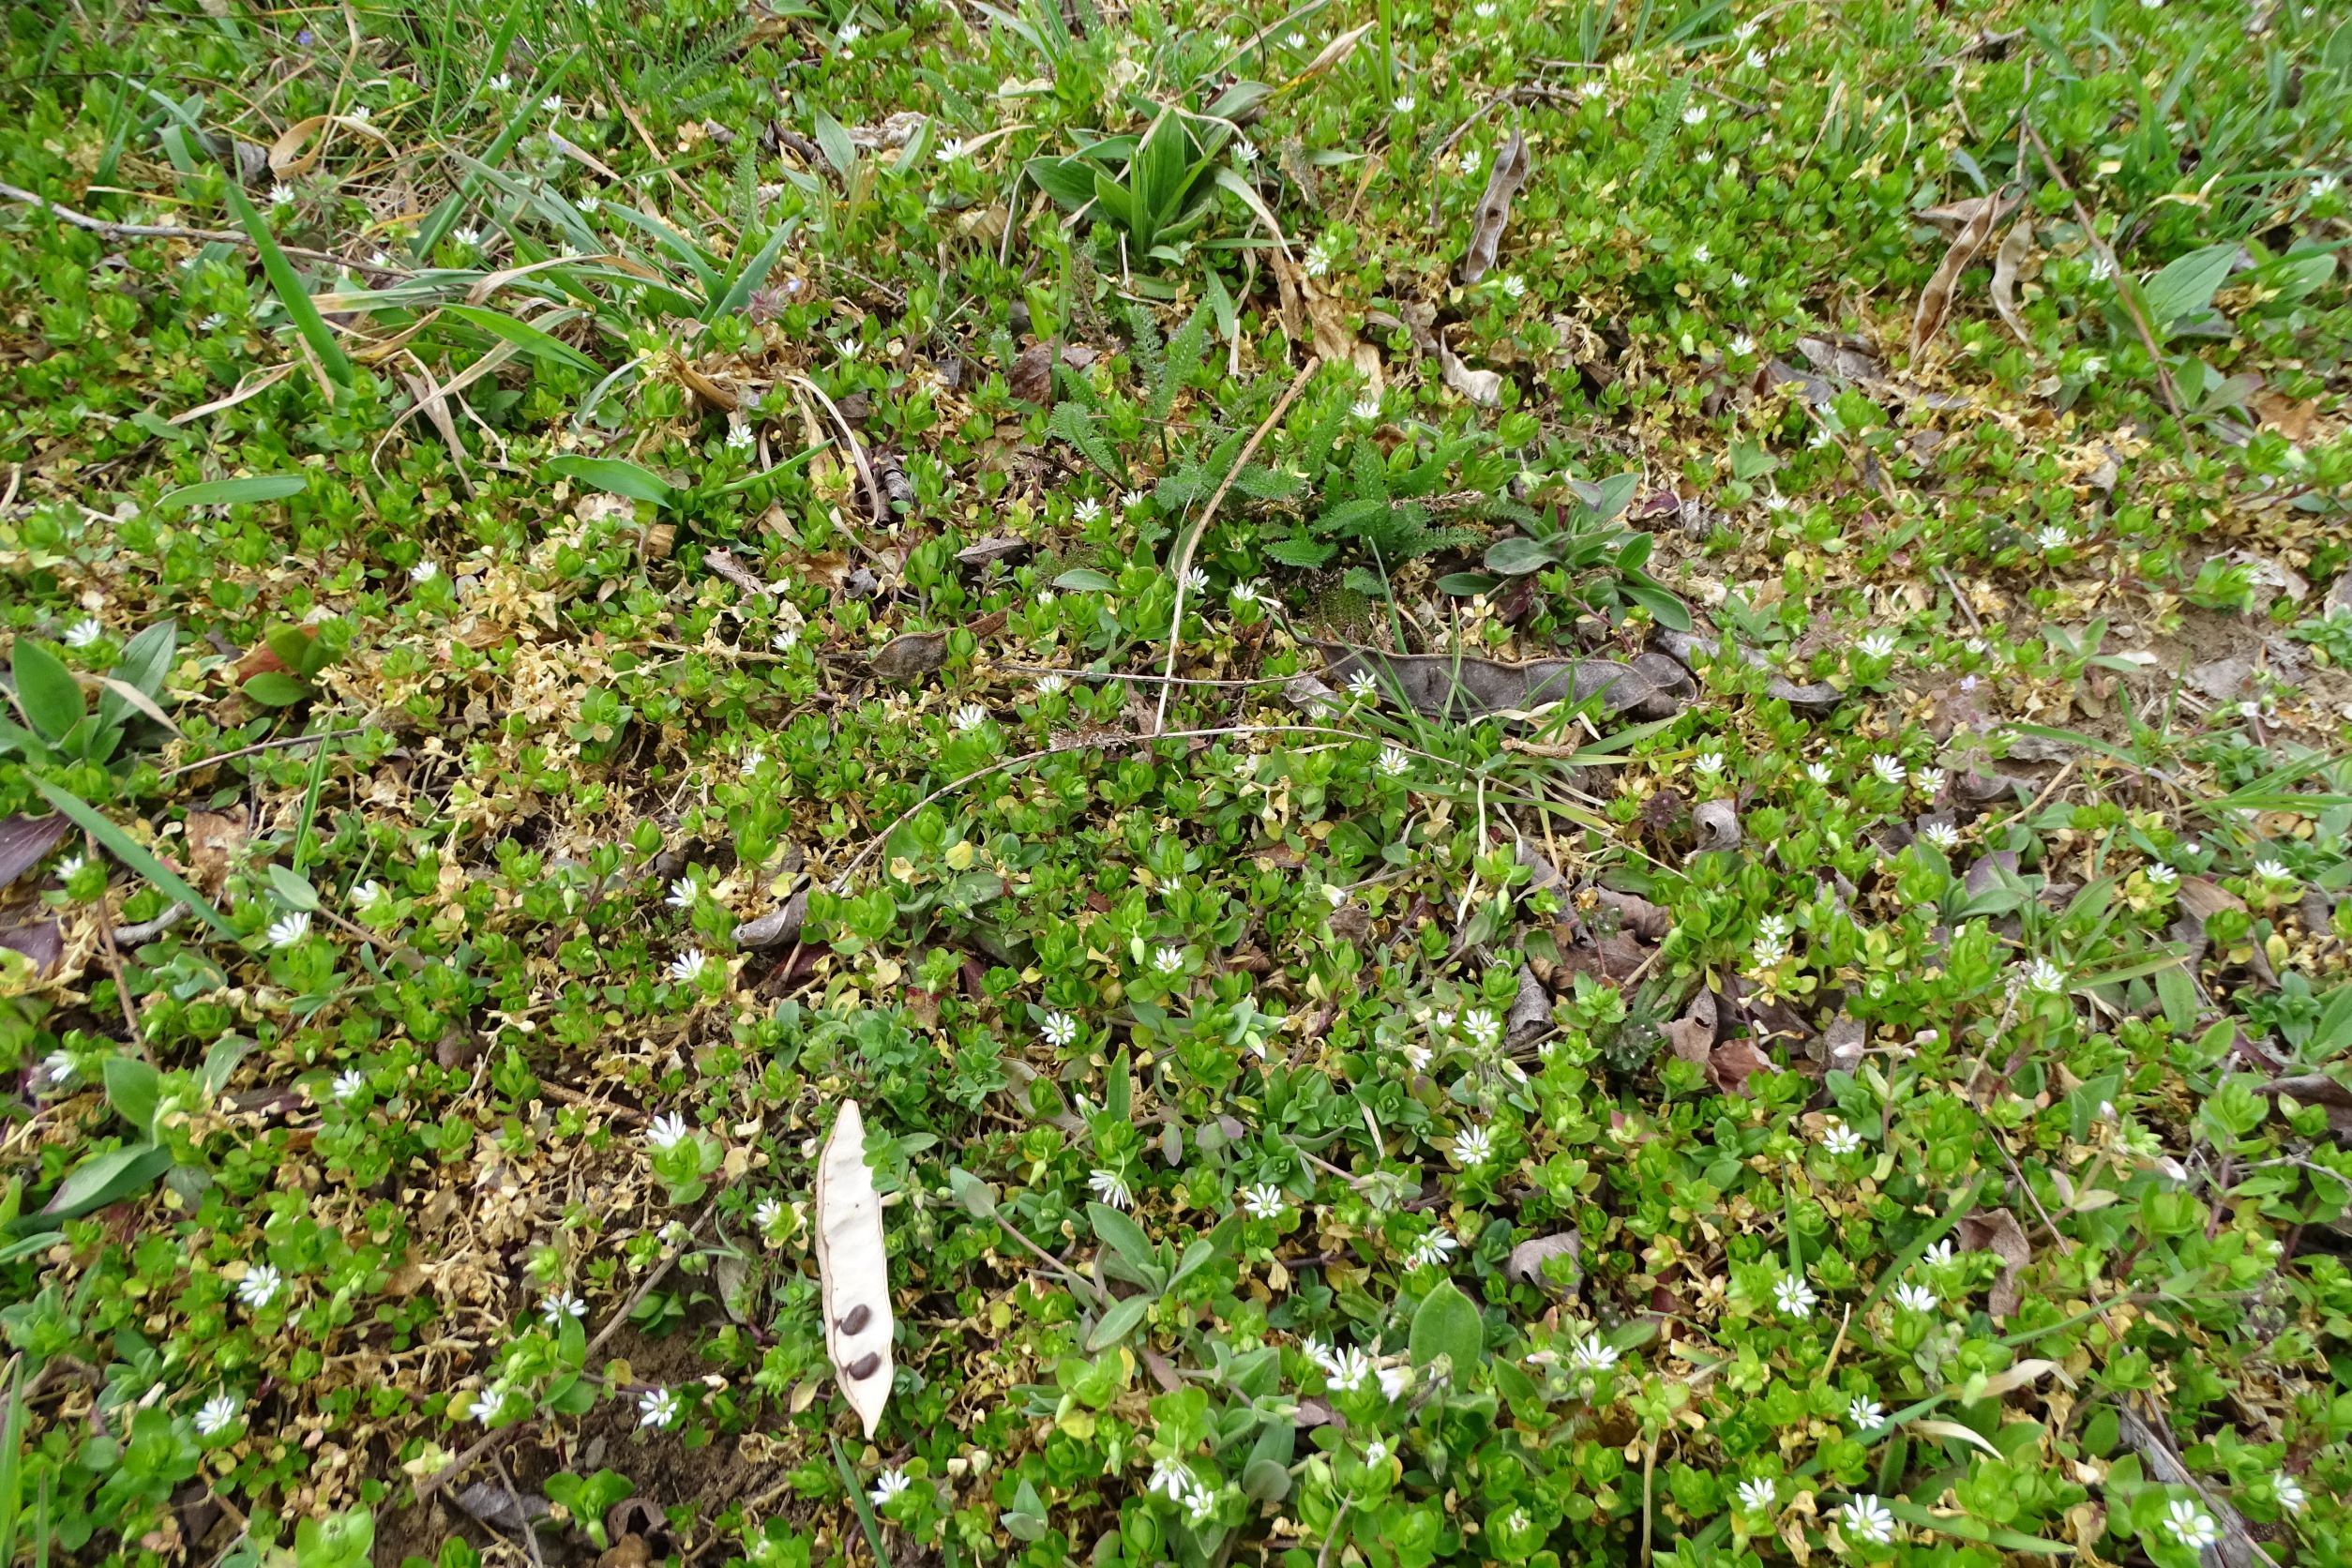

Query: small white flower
[[195, 1393, 241, 1436], [541, 94, 564, 113], [638, 1386, 680, 1428], [268, 183, 297, 208], [452, 225, 481, 248], [1745, 48, 1768, 68], [1376, 1364, 1414, 1398], [346, 105, 369, 123], [1229, 580, 1263, 605], [1347, 669, 1381, 701], [198, 312, 227, 330], [352, 880, 388, 913], [1089, 1168, 1134, 1209], [754, 1197, 784, 1234], [2147, 862, 2179, 886], [2164, 1498, 2216, 1551], [1892, 1283, 1937, 1313], [1452, 1124, 1495, 1165], [646, 1112, 689, 1152], [951, 702, 988, 731], [1694, 751, 1726, 778], [1303, 235, 1336, 277], [330, 1068, 365, 1103], [1772, 1274, 1817, 1319], [469, 1387, 506, 1425], [1147, 1457, 1193, 1499], [1729, 333, 1755, 356], [1463, 1009, 1501, 1048], [868, 1467, 912, 1507], [2274, 1472, 2304, 1513], [1232, 136, 1258, 165], [1040, 1011, 1079, 1048], [1377, 746, 1410, 777], [1578, 79, 1606, 100], [1460, 147, 1483, 176], [266, 911, 311, 949], [739, 746, 768, 776], [1683, 103, 1707, 125], [725, 423, 753, 451], [2021, 957, 2068, 995], [238, 1264, 284, 1310], [1474, 0, 1499, 15], [1500, 274, 1527, 300], [1180, 1477, 1217, 1524], [1074, 497, 1103, 522], [1841, 1495, 1895, 1545], [1822, 1119, 1863, 1156], [1914, 766, 1946, 798], [837, 23, 863, 44], [1349, 394, 1382, 421], [1693, 242, 1711, 263], [1730, 271, 1751, 289], [1408, 1229, 1459, 1269], [1858, 630, 1898, 659], [490, 73, 512, 91], [1325, 1347, 1374, 1391], [1302, 1335, 1342, 1375], [1122, 489, 1148, 510], [771, 626, 799, 653], [1756, 914, 1790, 942], [2254, 858, 2292, 882], [1392, 95, 1416, 113], [1847, 1395, 1885, 1427], [1569, 1334, 1620, 1373], [1364, 1439, 1390, 1465], [1921, 822, 1960, 852], [837, 337, 863, 360], [55, 853, 87, 882], [63, 618, 102, 648], [578, 193, 601, 214], [1922, 1239, 1955, 1267], [668, 947, 709, 984], [1243, 1184, 1286, 1219], [542, 1290, 587, 1324], [1806, 761, 1833, 784], [1738, 1477, 1776, 1513], [2037, 525, 2071, 550], [1870, 754, 1907, 785], [667, 875, 698, 909], [39, 1051, 76, 1089], [410, 559, 438, 582], [1183, 566, 1210, 596]]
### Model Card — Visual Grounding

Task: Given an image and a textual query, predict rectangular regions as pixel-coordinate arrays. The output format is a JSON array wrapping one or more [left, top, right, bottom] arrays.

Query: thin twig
[[87, 832, 147, 1056], [2019, 123, 2191, 438], [788, 374, 891, 553], [1154, 359, 1320, 735], [413, 1206, 714, 1506], [0, 182, 412, 276], [160, 726, 369, 781]]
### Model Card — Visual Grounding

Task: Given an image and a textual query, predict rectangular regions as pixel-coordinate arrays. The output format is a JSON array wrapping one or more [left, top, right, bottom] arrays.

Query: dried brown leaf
[[1438, 342, 1502, 406], [868, 629, 948, 682], [1911, 194, 2006, 354], [1319, 643, 1689, 720], [0, 814, 70, 889], [1958, 1208, 2030, 1319], [1990, 219, 2033, 345], [1505, 1231, 1582, 1293], [1459, 129, 1530, 284]]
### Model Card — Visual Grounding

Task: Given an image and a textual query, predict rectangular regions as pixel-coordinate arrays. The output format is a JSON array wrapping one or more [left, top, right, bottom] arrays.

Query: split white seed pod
[[815, 1098, 893, 1437]]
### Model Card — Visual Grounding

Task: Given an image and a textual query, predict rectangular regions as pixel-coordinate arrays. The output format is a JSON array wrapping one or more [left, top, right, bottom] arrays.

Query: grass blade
[[29, 780, 237, 938], [219, 180, 353, 389]]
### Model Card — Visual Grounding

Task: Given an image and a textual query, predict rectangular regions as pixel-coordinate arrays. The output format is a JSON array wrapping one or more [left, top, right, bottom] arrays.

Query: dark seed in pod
[[847, 1352, 881, 1380], [837, 1304, 871, 1335]]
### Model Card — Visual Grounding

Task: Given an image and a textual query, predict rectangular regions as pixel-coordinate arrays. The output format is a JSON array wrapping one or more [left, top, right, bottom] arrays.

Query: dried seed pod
[[815, 1099, 894, 1436]]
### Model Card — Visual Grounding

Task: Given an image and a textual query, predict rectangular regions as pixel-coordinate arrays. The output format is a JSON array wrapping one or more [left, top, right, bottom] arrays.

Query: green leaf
[[812, 109, 857, 175], [547, 455, 673, 504], [1484, 536, 1559, 576], [28, 779, 237, 938], [1437, 571, 1501, 596], [1088, 1201, 1154, 1273], [1622, 576, 1693, 631], [267, 864, 322, 912], [1086, 1292, 1153, 1351], [1878, 1498, 2073, 1555], [1408, 1278, 1484, 1370], [1051, 567, 1116, 593], [157, 475, 309, 513], [1571, 472, 1643, 520], [102, 1058, 162, 1139], [2141, 243, 2237, 329], [242, 671, 310, 707], [1025, 155, 1099, 209], [709, 223, 795, 323], [8, 639, 85, 744], [438, 304, 606, 375], [24, 1143, 172, 1228], [1242, 1457, 1291, 1502], [220, 180, 354, 389], [98, 620, 177, 734]]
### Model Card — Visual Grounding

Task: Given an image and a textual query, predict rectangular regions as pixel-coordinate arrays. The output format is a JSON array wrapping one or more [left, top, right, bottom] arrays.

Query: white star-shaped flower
[[646, 1112, 689, 1152], [869, 1467, 911, 1506], [1840, 1495, 1894, 1545], [1041, 1011, 1078, 1048], [1088, 1168, 1133, 1210], [542, 1290, 587, 1324], [1772, 1274, 1817, 1319], [668, 947, 709, 984], [238, 1264, 284, 1310], [265, 912, 311, 949], [638, 1386, 680, 1428], [1242, 1184, 1285, 1219], [195, 1393, 241, 1436], [2164, 1499, 2216, 1551], [1569, 1334, 1620, 1373]]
